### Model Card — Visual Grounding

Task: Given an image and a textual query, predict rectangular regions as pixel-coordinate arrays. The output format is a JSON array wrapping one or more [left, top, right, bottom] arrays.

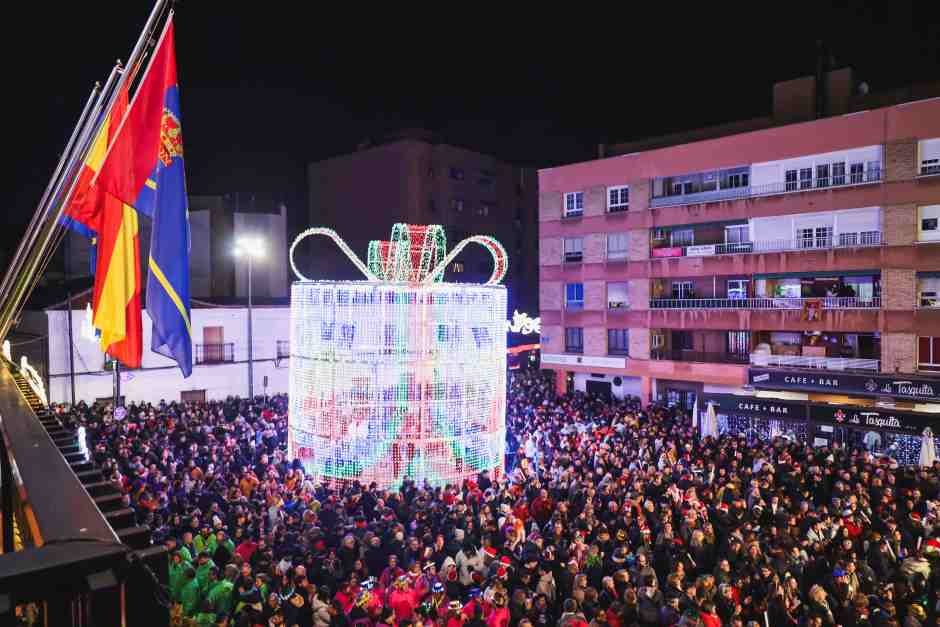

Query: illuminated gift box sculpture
[[288, 224, 507, 488]]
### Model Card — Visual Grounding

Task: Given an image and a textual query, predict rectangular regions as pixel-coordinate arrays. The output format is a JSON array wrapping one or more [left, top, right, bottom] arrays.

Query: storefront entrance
[[586, 380, 612, 401]]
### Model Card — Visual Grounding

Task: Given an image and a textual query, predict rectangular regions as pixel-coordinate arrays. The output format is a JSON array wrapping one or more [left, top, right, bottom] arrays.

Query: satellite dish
[[613, 377, 622, 387]]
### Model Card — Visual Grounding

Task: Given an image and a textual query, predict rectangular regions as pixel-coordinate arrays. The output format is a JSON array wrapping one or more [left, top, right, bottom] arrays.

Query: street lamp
[[234, 237, 265, 399]]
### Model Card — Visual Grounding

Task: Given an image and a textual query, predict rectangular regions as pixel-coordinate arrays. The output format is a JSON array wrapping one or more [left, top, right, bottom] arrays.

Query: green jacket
[[168, 561, 187, 602], [195, 560, 217, 597], [193, 534, 217, 557], [206, 579, 235, 616], [180, 578, 201, 616]]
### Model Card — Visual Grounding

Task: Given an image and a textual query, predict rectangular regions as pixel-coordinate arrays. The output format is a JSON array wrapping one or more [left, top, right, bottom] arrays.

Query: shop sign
[[686, 244, 716, 257], [702, 394, 807, 419], [748, 368, 940, 403], [651, 247, 684, 258], [809, 404, 938, 435]]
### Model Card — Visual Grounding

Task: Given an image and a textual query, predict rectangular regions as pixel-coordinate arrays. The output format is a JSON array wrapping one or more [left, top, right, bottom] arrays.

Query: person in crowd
[[61, 370, 940, 627]]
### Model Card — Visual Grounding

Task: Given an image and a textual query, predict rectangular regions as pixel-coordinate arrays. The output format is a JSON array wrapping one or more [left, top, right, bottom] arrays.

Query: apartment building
[[538, 73, 940, 454], [307, 129, 539, 316]]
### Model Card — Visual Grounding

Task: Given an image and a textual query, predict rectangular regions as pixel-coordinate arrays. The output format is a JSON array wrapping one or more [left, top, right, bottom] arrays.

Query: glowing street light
[[234, 237, 265, 399]]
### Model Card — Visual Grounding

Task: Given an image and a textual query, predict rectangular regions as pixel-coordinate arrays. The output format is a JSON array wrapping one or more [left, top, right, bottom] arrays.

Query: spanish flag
[[62, 86, 142, 368], [95, 15, 192, 377]]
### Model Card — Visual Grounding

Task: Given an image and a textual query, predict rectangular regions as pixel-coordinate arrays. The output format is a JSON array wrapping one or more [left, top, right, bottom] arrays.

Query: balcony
[[651, 349, 749, 365], [650, 231, 881, 259], [195, 342, 234, 365], [649, 296, 880, 310], [750, 353, 880, 372], [650, 166, 882, 209]]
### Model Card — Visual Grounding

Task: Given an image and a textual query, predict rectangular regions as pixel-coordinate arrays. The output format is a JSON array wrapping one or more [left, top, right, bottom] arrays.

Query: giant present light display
[[288, 224, 508, 488]]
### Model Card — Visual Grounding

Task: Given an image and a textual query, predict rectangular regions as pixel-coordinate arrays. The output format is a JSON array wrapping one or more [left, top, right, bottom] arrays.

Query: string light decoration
[[288, 224, 508, 488]]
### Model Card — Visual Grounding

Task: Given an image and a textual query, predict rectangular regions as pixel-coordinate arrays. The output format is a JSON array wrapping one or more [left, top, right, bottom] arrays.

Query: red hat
[[499, 556, 512, 566], [497, 566, 508, 578], [911, 512, 922, 522], [484, 547, 498, 558]]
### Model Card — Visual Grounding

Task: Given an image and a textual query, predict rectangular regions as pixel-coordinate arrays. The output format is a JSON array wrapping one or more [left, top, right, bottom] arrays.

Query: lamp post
[[234, 237, 265, 400]]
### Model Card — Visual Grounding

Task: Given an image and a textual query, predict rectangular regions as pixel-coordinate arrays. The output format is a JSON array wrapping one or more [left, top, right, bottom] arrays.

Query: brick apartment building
[[307, 129, 539, 316], [538, 69, 940, 453]]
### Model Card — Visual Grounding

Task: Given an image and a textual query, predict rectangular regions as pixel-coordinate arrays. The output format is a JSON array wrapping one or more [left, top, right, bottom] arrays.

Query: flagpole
[[0, 82, 100, 332], [0, 0, 171, 342], [0, 63, 122, 342]]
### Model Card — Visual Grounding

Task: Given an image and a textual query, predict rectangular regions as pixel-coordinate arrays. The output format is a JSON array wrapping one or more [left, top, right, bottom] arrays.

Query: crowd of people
[[59, 368, 940, 627]]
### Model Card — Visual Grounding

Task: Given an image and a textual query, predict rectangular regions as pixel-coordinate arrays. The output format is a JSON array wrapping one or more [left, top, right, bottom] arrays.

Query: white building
[[41, 292, 291, 404]]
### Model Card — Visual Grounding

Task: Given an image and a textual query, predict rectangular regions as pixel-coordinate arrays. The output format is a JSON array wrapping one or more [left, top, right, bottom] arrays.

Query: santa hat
[[484, 547, 498, 559]]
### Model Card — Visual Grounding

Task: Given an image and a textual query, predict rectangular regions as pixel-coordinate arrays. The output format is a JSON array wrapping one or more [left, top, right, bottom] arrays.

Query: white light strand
[[289, 281, 507, 488]]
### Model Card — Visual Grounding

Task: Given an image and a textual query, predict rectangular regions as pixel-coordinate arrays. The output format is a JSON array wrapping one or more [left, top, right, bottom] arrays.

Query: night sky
[[10, 3, 939, 253]]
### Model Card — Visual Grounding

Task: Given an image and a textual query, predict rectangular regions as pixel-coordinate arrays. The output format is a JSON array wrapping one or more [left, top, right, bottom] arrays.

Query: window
[[565, 327, 584, 353], [478, 176, 494, 188], [727, 331, 750, 356], [449, 167, 464, 180], [785, 170, 798, 192], [675, 330, 694, 350], [477, 204, 491, 217], [727, 279, 749, 299], [725, 224, 749, 244], [920, 206, 940, 242], [607, 282, 629, 309], [849, 162, 864, 184], [452, 262, 464, 273], [651, 332, 665, 349], [564, 238, 583, 263], [564, 192, 584, 217], [815, 164, 830, 188], [607, 233, 629, 261], [671, 281, 694, 299], [670, 228, 694, 247], [608, 329, 629, 355], [721, 170, 749, 189], [832, 162, 846, 185], [607, 185, 630, 211], [866, 161, 880, 181], [797, 226, 832, 249], [565, 283, 584, 310], [919, 336, 940, 371], [921, 290, 938, 308], [839, 232, 858, 247], [921, 139, 940, 175], [451, 198, 464, 213], [799, 168, 813, 189]]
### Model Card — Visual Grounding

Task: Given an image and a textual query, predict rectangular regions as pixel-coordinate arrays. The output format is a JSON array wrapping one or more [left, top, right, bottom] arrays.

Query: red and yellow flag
[[63, 88, 142, 368]]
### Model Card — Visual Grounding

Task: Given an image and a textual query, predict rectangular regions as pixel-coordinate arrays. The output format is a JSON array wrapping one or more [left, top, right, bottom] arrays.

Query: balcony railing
[[277, 340, 290, 359], [651, 349, 749, 364], [651, 231, 881, 258], [566, 301, 584, 311], [921, 164, 940, 176], [195, 342, 235, 365], [750, 353, 880, 372], [650, 166, 882, 208], [649, 296, 880, 310]]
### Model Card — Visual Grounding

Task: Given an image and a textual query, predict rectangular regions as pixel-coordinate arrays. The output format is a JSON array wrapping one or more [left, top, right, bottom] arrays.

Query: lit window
[[565, 283, 584, 310], [450, 198, 464, 213]]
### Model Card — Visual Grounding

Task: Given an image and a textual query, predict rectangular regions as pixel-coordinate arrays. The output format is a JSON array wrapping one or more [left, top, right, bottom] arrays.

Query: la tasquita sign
[[808, 404, 938, 435], [749, 368, 940, 403], [703, 393, 939, 435]]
